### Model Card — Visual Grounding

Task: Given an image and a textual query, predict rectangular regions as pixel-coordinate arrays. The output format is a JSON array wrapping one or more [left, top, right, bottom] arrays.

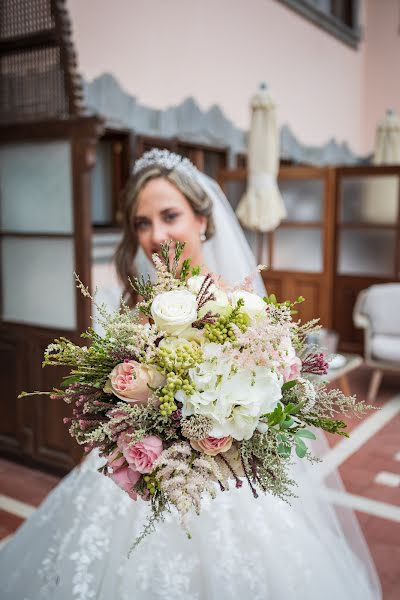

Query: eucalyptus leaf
[[282, 380, 297, 392], [60, 375, 80, 388], [277, 443, 292, 457], [296, 429, 316, 440], [281, 417, 295, 430], [295, 437, 307, 458]]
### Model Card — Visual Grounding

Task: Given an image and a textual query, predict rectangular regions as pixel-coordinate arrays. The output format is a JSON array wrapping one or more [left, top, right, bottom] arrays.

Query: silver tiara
[[133, 148, 200, 179]]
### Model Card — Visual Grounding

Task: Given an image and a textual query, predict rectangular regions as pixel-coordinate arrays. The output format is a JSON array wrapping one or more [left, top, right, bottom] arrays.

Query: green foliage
[[129, 274, 154, 303], [191, 266, 201, 276], [302, 415, 349, 437], [266, 400, 317, 459], [281, 380, 297, 392], [43, 336, 118, 389], [160, 240, 186, 277], [263, 293, 305, 315], [266, 401, 302, 427], [180, 258, 191, 281]]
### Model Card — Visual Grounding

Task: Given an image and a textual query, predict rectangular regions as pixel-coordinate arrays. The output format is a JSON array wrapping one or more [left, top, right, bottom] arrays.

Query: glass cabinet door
[[271, 177, 325, 273], [0, 141, 77, 329], [337, 173, 400, 278]]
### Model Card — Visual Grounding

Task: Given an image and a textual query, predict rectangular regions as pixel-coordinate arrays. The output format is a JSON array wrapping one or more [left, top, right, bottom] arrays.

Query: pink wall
[[362, 0, 400, 152], [68, 0, 398, 155]]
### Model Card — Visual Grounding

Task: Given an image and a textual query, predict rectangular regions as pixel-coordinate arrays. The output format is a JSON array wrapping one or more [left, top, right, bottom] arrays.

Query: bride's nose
[[151, 221, 170, 246]]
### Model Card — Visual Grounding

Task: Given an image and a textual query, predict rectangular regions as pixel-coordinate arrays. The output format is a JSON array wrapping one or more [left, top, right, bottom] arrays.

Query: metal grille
[[0, 0, 54, 39], [0, 0, 85, 122], [1, 46, 67, 121]]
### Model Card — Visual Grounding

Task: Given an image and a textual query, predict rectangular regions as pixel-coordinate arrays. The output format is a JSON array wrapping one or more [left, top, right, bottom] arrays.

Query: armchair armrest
[[353, 289, 373, 362], [353, 290, 370, 330]]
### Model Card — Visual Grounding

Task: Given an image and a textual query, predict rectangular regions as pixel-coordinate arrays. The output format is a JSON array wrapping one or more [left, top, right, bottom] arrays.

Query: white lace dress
[[0, 449, 380, 600]]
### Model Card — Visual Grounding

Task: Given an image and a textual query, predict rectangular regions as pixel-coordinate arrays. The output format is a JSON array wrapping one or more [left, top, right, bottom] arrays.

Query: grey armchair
[[353, 283, 400, 401]]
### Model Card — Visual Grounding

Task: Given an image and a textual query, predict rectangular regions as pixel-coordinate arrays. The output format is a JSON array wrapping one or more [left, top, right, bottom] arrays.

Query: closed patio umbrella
[[362, 109, 400, 224], [373, 108, 400, 164], [236, 84, 286, 232]]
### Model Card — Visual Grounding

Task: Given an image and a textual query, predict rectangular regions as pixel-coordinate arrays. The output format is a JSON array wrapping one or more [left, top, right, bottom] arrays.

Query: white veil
[[197, 173, 266, 296], [103, 151, 380, 597]]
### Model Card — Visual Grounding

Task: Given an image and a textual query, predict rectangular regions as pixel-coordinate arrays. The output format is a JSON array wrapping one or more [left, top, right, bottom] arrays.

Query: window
[[277, 0, 361, 48]]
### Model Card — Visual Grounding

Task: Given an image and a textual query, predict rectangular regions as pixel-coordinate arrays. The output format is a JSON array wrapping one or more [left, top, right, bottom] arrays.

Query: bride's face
[[134, 177, 207, 266]]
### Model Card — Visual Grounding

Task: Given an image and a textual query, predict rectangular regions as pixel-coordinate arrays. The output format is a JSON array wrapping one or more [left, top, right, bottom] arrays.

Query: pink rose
[[118, 433, 163, 474], [106, 448, 126, 470], [108, 465, 140, 500], [108, 360, 165, 404], [190, 436, 233, 456], [273, 336, 302, 383]]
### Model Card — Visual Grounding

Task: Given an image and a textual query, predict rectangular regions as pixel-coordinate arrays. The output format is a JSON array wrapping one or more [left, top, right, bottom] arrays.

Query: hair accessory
[[133, 148, 200, 180]]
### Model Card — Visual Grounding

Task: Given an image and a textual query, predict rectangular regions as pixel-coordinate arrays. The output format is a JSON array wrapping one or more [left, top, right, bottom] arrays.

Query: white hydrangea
[[176, 343, 283, 441]]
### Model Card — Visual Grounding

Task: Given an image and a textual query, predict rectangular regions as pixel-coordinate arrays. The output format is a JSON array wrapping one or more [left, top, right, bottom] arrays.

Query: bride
[[0, 149, 381, 599]]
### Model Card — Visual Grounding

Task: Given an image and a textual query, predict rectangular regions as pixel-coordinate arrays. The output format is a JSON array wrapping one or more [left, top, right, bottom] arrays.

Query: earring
[[200, 231, 206, 242]]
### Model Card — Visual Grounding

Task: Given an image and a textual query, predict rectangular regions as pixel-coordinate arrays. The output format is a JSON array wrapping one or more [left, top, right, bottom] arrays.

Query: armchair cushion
[[371, 334, 400, 364], [362, 284, 400, 335]]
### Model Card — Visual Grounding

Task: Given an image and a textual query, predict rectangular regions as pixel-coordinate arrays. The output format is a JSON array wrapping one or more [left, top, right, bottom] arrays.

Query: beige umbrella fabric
[[373, 108, 400, 164], [362, 109, 400, 224], [236, 85, 286, 232]]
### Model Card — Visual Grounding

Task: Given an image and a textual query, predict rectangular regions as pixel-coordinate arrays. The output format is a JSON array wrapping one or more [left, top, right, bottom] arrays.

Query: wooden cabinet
[[219, 164, 400, 351], [0, 118, 104, 474], [0, 326, 81, 473], [333, 166, 400, 350]]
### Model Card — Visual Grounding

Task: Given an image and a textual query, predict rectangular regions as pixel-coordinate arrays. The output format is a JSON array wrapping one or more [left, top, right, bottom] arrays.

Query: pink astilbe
[[234, 264, 267, 293], [226, 317, 295, 372]]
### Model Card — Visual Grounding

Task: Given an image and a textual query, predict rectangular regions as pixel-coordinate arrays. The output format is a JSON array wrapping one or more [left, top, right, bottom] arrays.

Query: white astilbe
[[296, 377, 317, 412], [154, 442, 223, 532]]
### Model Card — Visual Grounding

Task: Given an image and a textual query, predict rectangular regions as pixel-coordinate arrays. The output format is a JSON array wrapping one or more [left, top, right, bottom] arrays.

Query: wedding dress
[[0, 162, 381, 599], [0, 450, 380, 600]]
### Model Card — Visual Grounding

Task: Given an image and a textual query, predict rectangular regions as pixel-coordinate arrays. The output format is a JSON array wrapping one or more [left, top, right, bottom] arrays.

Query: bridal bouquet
[[22, 242, 370, 545]]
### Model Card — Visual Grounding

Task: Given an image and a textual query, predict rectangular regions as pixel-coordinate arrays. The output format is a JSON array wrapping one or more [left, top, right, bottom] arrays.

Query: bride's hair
[[115, 165, 215, 306]]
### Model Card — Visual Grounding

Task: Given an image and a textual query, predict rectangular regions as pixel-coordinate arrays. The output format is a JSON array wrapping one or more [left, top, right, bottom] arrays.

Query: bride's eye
[[164, 212, 179, 223], [134, 218, 151, 231]]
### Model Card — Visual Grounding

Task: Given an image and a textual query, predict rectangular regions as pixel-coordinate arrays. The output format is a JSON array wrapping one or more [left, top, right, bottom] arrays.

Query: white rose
[[187, 275, 208, 295], [151, 290, 198, 336], [187, 275, 229, 316], [231, 290, 266, 319]]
